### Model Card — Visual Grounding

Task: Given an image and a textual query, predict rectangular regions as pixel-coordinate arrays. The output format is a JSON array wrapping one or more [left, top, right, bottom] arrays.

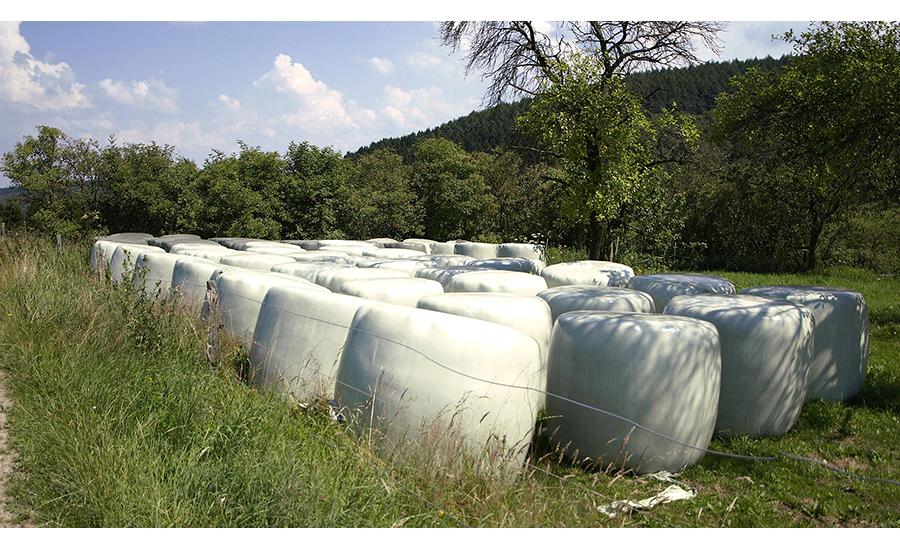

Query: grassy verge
[[0, 235, 898, 527]]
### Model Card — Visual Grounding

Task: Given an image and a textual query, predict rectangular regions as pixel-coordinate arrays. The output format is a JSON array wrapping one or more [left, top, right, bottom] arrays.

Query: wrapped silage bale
[[232, 239, 276, 251], [537, 285, 656, 322], [290, 253, 358, 265], [419, 254, 475, 267], [454, 242, 500, 259], [133, 251, 185, 298], [361, 248, 428, 260], [416, 292, 553, 405], [148, 234, 201, 251], [250, 287, 377, 401], [430, 242, 458, 255], [280, 240, 320, 251], [171, 257, 240, 310], [171, 247, 243, 263], [215, 270, 329, 348], [219, 253, 296, 271], [541, 261, 634, 288], [271, 263, 357, 285], [628, 273, 736, 313], [211, 237, 258, 248], [414, 266, 499, 291], [317, 240, 377, 250], [108, 243, 164, 284], [168, 242, 228, 254], [664, 294, 813, 438], [316, 267, 411, 294], [101, 232, 154, 244], [334, 304, 543, 477], [446, 270, 548, 296], [545, 311, 721, 474], [499, 243, 546, 263], [468, 257, 544, 275], [242, 242, 306, 255], [91, 240, 126, 273], [366, 238, 397, 247], [739, 285, 869, 402], [340, 277, 444, 307], [354, 259, 439, 275]]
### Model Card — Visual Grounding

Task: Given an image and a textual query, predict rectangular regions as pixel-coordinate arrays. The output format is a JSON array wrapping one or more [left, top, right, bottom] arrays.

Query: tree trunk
[[589, 212, 610, 261], [806, 223, 821, 272]]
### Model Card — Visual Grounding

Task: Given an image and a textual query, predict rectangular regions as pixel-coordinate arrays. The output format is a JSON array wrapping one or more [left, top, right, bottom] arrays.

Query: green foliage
[[714, 21, 900, 271], [280, 141, 353, 240], [342, 148, 422, 240], [411, 138, 495, 242]]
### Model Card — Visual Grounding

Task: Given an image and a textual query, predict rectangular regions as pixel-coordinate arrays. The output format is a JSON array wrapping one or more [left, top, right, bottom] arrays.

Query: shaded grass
[[0, 236, 898, 527]]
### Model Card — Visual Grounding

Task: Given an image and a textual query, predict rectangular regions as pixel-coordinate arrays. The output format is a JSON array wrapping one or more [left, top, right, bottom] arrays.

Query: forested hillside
[[349, 56, 792, 162]]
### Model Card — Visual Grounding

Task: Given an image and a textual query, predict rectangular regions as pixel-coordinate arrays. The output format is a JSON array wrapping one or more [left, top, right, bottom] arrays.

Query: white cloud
[[368, 56, 394, 74], [380, 84, 477, 132], [98, 77, 178, 113], [404, 50, 442, 70], [255, 54, 350, 121], [0, 21, 90, 111]]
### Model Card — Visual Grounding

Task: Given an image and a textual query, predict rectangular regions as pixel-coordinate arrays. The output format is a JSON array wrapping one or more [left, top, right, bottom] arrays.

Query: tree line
[[2, 21, 899, 273]]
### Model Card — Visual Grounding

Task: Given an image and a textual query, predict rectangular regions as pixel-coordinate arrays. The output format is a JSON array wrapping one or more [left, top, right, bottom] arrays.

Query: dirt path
[[0, 368, 35, 528]]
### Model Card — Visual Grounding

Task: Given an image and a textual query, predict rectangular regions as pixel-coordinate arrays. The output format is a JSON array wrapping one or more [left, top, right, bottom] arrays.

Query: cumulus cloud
[[254, 54, 350, 122], [0, 21, 90, 111], [98, 77, 179, 113], [404, 50, 442, 70], [368, 56, 394, 74], [380, 84, 476, 131]]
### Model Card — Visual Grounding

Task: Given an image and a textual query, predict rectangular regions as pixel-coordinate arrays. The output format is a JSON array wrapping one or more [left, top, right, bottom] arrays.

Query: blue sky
[[0, 6, 879, 188]]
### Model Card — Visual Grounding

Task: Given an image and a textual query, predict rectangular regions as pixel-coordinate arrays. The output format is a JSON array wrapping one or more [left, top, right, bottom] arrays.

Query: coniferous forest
[[3, 25, 899, 274]]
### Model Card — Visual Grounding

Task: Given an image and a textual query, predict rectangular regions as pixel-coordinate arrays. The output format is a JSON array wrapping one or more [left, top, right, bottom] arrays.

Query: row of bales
[[92, 233, 870, 477]]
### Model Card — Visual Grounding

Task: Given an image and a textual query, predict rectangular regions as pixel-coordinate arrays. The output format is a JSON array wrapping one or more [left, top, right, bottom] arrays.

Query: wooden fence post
[[56, 234, 63, 256], [1, 222, 5, 237], [205, 279, 223, 369]]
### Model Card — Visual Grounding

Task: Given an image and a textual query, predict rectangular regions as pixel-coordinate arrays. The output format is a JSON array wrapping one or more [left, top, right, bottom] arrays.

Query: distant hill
[[347, 56, 791, 163], [0, 186, 23, 204]]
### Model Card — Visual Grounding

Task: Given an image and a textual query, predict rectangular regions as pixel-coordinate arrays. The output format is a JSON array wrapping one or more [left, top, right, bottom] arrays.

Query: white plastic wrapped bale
[[271, 263, 357, 285], [219, 253, 296, 271], [317, 240, 377, 250], [430, 242, 458, 255], [91, 240, 125, 273], [148, 234, 201, 251], [468, 257, 545, 275], [280, 240, 320, 251], [454, 242, 500, 259], [211, 237, 259, 250], [627, 273, 736, 313], [102, 232, 153, 244], [739, 286, 869, 402], [108, 244, 164, 284], [288, 250, 354, 263], [354, 259, 439, 275], [316, 267, 412, 294], [541, 261, 634, 288], [419, 254, 475, 267], [446, 270, 548, 296], [168, 242, 227, 253], [499, 243, 546, 263], [215, 270, 330, 348], [171, 258, 240, 310], [232, 239, 274, 250], [664, 294, 813, 438], [133, 251, 184, 298], [545, 311, 721, 474], [172, 248, 244, 263], [242, 243, 306, 255], [340, 277, 444, 307], [537, 285, 656, 322], [416, 293, 553, 405], [415, 266, 499, 291], [334, 304, 542, 476], [366, 238, 397, 247], [250, 288, 377, 401], [361, 248, 428, 260]]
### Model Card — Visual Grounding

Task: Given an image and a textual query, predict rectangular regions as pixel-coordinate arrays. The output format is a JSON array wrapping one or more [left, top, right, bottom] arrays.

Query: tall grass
[[1, 235, 899, 527]]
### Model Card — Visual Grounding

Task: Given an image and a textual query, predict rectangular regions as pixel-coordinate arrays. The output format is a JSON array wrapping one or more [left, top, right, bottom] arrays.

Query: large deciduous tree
[[715, 21, 900, 271], [440, 21, 723, 259]]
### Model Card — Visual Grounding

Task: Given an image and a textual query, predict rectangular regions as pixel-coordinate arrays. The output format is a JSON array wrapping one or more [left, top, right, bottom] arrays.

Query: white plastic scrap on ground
[[598, 484, 696, 518]]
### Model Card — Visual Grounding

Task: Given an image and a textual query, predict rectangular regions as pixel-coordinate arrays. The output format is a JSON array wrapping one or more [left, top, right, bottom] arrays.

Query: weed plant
[[0, 235, 898, 527]]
